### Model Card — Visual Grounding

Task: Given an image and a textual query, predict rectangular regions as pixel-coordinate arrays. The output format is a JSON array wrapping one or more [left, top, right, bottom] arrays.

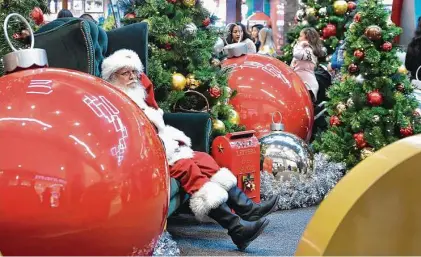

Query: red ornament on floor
[[0, 69, 169, 256], [222, 54, 314, 141]]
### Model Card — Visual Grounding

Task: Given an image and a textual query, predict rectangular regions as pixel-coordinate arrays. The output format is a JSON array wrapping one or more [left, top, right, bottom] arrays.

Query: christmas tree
[[123, 0, 243, 135], [280, 0, 356, 64], [313, 0, 421, 168], [0, 0, 49, 75]]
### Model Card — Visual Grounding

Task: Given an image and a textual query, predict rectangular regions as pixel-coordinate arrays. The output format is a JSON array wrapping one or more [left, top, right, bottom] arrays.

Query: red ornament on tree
[[353, 132, 367, 149], [367, 90, 383, 106], [381, 41, 393, 51], [30, 7, 44, 26], [353, 49, 364, 59], [348, 1, 357, 10], [164, 43, 172, 50], [396, 84, 405, 92], [202, 17, 211, 27], [124, 13, 136, 19], [348, 63, 359, 73], [400, 126, 414, 137], [354, 13, 361, 22], [209, 86, 222, 98], [330, 116, 341, 126], [322, 24, 337, 38]]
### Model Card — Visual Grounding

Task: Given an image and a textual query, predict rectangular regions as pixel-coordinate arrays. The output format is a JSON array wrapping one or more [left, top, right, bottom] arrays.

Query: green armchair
[[34, 19, 212, 217]]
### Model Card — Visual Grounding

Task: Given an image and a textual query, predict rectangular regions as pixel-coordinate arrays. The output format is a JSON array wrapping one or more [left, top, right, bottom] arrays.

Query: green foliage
[[313, 0, 421, 169], [127, 0, 243, 135], [278, 0, 354, 64], [0, 0, 49, 75]]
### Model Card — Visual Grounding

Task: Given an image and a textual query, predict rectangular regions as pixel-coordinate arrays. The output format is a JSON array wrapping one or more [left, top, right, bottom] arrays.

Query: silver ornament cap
[[270, 111, 285, 131], [2, 13, 48, 74]]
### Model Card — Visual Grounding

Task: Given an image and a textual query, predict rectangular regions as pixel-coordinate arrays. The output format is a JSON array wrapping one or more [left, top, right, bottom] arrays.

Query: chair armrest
[[163, 113, 212, 153]]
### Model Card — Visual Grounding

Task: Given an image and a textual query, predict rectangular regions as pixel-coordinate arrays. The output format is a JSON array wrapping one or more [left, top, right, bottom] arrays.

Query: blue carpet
[[167, 207, 317, 256]]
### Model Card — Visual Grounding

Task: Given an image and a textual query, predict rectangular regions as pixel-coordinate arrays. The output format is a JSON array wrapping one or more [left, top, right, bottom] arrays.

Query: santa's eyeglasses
[[116, 69, 139, 78]]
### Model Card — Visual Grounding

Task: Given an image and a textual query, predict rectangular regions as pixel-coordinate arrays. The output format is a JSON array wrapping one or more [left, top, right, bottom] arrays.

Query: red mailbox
[[211, 130, 260, 203]]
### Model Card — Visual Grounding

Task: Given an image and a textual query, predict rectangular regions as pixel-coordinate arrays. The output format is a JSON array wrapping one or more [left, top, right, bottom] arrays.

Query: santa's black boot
[[208, 202, 269, 251], [226, 186, 280, 221]]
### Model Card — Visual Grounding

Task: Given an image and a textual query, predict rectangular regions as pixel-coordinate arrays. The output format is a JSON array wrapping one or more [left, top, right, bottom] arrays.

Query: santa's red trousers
[[170, 151, 220, 194]]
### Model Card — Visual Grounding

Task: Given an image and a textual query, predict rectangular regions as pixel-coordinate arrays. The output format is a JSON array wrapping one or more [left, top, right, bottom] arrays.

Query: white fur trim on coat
[[189, 181, 228, 220], [167, 146, 194, 166], [162, 125, 191, 147], [143, 106, 166, 131], [210, 168, 237, 191], [101, 49, 144, 81]]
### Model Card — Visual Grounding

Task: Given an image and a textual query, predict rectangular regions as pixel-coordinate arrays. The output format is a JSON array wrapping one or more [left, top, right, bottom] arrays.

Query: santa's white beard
[[110, 78, 148, 110]]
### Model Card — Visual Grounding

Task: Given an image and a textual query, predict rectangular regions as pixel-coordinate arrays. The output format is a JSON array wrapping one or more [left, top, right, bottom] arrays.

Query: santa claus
[[101, 49, 279, 251]]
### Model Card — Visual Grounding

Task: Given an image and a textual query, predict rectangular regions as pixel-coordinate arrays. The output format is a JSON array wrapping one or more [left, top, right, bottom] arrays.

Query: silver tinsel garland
[[260, 153, 346, 210], [152, 231, 180, 256]]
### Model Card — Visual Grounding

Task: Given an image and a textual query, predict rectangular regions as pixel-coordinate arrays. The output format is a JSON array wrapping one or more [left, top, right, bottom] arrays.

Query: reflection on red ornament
[[400, 126, 414, 137], [330, 115, 341, 126], [381, 41, 393, 51], [0, 68, 168, 255], [353, 132, 367, 149], [367, 90, 383, 106], [354, 49, 364, 59], [222, 54, 314, 141]]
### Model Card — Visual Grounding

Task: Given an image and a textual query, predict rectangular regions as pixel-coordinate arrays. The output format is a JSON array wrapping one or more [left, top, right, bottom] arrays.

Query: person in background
[[225, 22, 256, 54], [251, 24, 264, 51], [291, 27, 324, 102], [80, 13, 98, 24], [405, 16, 421, 79], [57, 9, 73, 18], [257, 27, 276, 57], [328, 40, 346, 72]]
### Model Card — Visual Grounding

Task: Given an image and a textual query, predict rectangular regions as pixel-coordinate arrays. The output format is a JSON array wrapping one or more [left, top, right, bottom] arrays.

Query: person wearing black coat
[[405, 17, 421, 79]]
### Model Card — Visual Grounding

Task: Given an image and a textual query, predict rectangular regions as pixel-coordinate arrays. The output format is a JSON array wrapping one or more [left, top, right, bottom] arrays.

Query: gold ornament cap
[[2, 13, 48, 74], [270, 111, 285, 131]]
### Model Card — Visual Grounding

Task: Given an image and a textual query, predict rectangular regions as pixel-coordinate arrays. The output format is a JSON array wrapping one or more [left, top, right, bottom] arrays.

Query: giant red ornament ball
[[330, 115, 341, 126], [0, 69, 169, 255], [354, 49, 365, 59], [353, 132, 367, 149], [400, 126, 414, 137], [222, 54, 314, 141], [322, 24, 337, 38], [367, 90, 383, 106], [381, 41, 393, 51], [30, 7, 44, 26]]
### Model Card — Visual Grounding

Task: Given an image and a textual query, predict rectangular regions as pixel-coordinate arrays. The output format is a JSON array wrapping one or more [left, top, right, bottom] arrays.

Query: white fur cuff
[[210, 168, 237, 191], [189, 181, 228, 220]]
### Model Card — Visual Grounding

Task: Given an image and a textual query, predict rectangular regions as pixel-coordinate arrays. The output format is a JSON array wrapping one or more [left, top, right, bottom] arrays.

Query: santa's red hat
[[101, 49, 159, 109]]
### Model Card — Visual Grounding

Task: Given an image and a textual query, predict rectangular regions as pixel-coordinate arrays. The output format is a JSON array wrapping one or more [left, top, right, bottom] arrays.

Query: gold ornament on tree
[[305, 7, 316, 16], [398, 65, 408, 74], [346, 98, 354, 107], [212, 119, 226, 133], [228, 109, 240, 125], [172, 73, 187, 91], [182, 0, 196, 7], [211, 58, 221, 67], [333, 0, 348, 15], [186, 74, 201, 89]]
